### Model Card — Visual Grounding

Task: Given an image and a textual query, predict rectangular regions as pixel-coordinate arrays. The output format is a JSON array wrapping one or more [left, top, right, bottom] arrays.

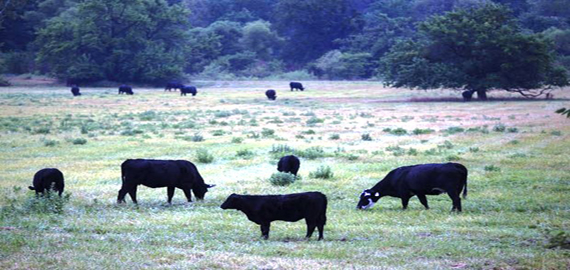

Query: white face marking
[[363, 192, 371, 197], [360, 199, 375, 209], [374, 192, 380, 197]]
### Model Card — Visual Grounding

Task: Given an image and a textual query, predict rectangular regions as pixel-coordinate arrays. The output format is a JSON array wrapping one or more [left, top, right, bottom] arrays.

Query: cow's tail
[[461, 165, 468, 199], [28, 186, 35, 190], [320, 193, 328, 225]]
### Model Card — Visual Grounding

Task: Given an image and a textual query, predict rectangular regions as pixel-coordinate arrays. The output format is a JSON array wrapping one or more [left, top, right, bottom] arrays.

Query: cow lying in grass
[[221, 192, 327, 240], [357, 163, 468, 211]]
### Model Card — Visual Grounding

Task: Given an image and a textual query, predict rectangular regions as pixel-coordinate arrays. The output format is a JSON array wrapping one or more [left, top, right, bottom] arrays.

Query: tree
[[35, 0, 190, 84], [380, 4, 569, 100], [239, 20, 282, 60]]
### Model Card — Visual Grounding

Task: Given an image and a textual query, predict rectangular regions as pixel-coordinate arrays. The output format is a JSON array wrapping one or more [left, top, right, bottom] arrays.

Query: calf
[[265, 89, 276, 100], [277, 155, 300, 178], [289, 82, 305, 91], [221, 192, 327, 240], [118, 85, 133, 95], [71, 85, 81, 96], [181, 86, 197, 96], [357, 163, 468, 211], [28, 168, 65, 197]]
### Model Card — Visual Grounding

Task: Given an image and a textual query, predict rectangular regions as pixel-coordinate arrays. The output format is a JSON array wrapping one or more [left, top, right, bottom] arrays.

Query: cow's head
[[193, 183, 215, 200], [357, 189, 381, 210], [220, 193, 240, 210]]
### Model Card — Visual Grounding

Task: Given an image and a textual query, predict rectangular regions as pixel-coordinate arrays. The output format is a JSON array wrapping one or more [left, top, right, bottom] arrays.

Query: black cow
[[220, 192, 327, 240], [462, 90, 474, 101], [118, 159, 214, 204], [277, 155, 300, 178], [181, 86, 197, 96], [290, 82, 305, 91], [28, 168, 65, 197], [118, 85, 133, 95], [165, 81, 184, 91], [357, 163, 468, 211], [71, 85, 81, 96], [265, 89, 276, 100]]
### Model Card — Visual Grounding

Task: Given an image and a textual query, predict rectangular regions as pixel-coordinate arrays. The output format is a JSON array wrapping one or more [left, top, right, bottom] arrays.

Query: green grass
[[0, 81, 569, 269]]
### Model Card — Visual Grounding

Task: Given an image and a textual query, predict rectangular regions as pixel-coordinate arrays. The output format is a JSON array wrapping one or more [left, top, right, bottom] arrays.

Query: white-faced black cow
[[277, 155, 300, 178], [71, 85, 81, 96], [220, 192, 327, 240], [289, 82, 305, 91], [265, 89, 276, 100], [165, 81, 184, 91], [357, 163, 468, 211], [181, 86, 197, 96], [29, 168, 65, 197], [118, 159, 214, 204]]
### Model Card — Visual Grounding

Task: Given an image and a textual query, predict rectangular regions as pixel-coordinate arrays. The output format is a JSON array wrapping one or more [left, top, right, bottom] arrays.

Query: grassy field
[[0, 81, 569, 269]]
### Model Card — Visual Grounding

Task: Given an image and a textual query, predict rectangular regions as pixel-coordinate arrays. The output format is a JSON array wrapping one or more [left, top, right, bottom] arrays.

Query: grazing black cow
[[462, 90, 474, 101], [118, 85, 133, 95], [71, 85, 81, 96], [290, 82, 305, 91], [265, 89, 276, 100], [277, 155, 300, 178], [28, 168, 65, 197], [118, 159, 214, 204], [181, 86, 197, 96], [357, 163, 468, 211], [165, 81, 184, 91], [220, 192, 327, 240]]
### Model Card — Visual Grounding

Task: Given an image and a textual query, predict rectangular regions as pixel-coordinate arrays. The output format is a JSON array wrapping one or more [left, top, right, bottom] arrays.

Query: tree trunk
[[476, 89, 487, 100]]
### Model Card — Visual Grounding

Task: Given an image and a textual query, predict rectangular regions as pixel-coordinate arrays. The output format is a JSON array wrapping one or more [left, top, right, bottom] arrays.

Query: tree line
[[0, 0, 568, 97]]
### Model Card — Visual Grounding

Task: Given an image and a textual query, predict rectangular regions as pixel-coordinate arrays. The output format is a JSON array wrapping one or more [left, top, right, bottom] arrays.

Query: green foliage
[[329, 134, 340, 140], [268, 172, 296, 186], [309, 165, 334, 179], [361, 133, 372, 141], [484, 165, 501, 172], [71, 138, 87, 145], [231, 137, 244, 143], [235, 149, 255, 159], [297, 146, 325, 160], [555, 108, 570, 118], [240, 20, 282, 60], [413, 128, 434, 135], [312, 50, 374, 79], [35, 0, 190, 84], [196, 149, 214, 164], [381, 3, 569, 99], [24, 192, 71, 215]]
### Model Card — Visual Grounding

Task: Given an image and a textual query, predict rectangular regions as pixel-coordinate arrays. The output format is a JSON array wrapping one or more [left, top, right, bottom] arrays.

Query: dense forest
[[1, 0, 569, 96]]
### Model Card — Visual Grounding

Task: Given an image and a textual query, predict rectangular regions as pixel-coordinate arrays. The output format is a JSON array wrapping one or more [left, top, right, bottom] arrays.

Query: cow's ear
[[374, 192, 380, 197]]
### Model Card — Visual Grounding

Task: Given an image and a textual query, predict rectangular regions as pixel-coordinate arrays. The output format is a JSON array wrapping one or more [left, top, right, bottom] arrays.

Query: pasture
[[0, 81, 569, 269]]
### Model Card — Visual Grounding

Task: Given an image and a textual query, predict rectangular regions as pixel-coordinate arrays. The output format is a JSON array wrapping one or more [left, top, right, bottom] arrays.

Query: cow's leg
[[260, 223, 270, 240], [167, 187, 175, 204], [417, 194, 429, 209], [117, 186, 129, 203], [305, 219, 317, 239], [401, 196, 410, 210], [448, 191, 461, 212], [128, 186, 138, 204], [317, 222, 325, 241], [182, 188, 192, 202]]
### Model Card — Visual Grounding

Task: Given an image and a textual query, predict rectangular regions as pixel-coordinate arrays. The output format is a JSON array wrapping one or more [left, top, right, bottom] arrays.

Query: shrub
[[196, 149, 214, 163], [309, 166, 334, 179], [551, 130, 562, 136], [446, 155, 461, 161], [413, 128, 434, 135], [261, 128, 275, 137], [306, 117, 324, 125], [268, 172, 296, 186], [445, 126, 465, 134], [507, 127, 519, 133], [270, 144, 295, 154], [231, 137, 243, 143], [236, 149, 255, 159], [297, 146, 325, 159], [389, 128, 408, 136], [32, 127, 50, 135], [23, 192, 71, 214], [191, 133, 204, 142], [329, 134, 340, 140], [493, 123, 506, 132], [484, 165, 501, 172], [437, 140, 454, 149], [302, 129, 316, 135], [212, 130, 225, 136], [43, 140, 59, 147], [361, 133, 372, 141], [72, 138, 87, 145]]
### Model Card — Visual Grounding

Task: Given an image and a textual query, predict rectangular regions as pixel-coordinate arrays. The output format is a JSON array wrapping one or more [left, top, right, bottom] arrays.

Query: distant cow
[[181, 86, 197, 96], [220, 192, 327, 240], [290, 82, 305, 91], [462, 90, 474, 101], [277, 155, 300, 178], [357, 163, 468, 211], [118, 85, 133, 95], [118, 159, 214, 204], [71, 85, 81, 96], [265, 89, 276, 100], [165, 82, 184, 91], [28, 168, 65, 197]]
